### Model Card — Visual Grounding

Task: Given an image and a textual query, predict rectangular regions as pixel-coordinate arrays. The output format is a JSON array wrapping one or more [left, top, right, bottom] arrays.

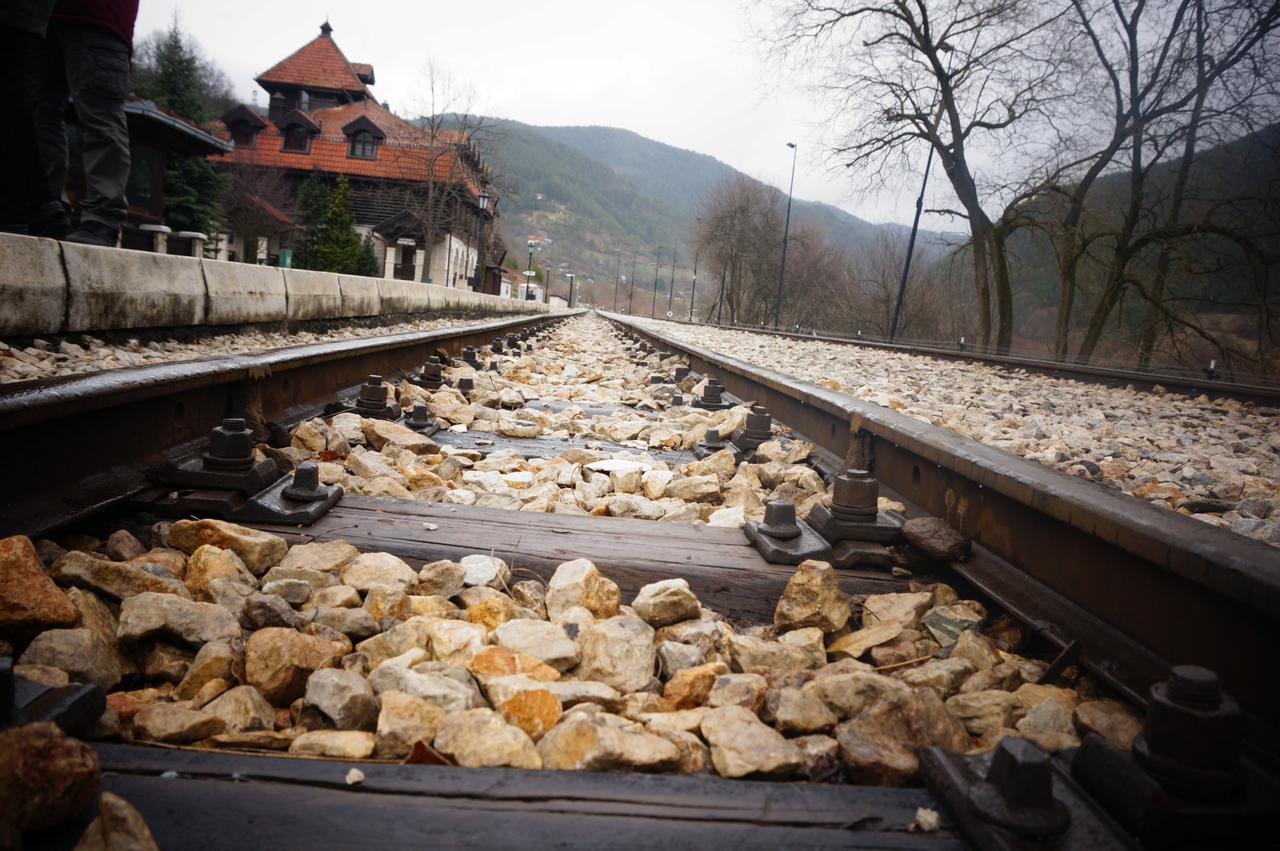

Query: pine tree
[[132, 19, 228, 235], [312, 175, 367, 274], [358, 233, 381, 277], [294, 170, 330, 270]]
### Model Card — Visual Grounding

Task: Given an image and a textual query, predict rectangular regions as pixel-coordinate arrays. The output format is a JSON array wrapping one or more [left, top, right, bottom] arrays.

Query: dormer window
[[230, 122, 256, 148], [220, 105, 267, 150], [277, 109, 319, 154], [349, 130, 377, 159], [282, 126, 311, 153], [342, 115, 385, 161]]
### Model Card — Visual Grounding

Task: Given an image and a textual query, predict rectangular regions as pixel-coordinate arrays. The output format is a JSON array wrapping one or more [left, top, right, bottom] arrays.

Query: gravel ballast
[[632, 318, 1280, 548]]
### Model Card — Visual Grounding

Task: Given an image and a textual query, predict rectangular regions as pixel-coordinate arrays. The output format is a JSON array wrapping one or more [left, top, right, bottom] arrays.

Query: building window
[[230, 123, 256, 148], [281, 127, 310, 153], [348, 130, 377, 159]]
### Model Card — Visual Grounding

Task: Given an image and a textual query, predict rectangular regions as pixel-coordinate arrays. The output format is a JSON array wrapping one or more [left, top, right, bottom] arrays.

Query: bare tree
[[220, 163, 296, 262], [384, 61, 500, 285], [1052, 0, 1280, 365], [766, 0, 1072, 352], [695, 174, 785, 324]]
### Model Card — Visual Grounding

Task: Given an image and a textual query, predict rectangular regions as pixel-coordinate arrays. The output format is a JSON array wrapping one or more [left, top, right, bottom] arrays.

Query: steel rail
[[607, 312, 1280, 733], [642, 316, 1280, 405], [0, 312, 574, 539]]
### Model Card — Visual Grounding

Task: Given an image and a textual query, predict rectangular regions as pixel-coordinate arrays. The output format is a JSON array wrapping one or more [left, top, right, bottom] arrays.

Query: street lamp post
[[526, 238, 537, 301], [565, 272, 576, 308], [470, 192, 490, 292], [773, 142, 797, 328]]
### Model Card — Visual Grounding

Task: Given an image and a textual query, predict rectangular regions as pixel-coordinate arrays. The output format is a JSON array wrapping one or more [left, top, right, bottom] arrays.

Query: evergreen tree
[[294, 170, 330, 270], [312, 176, 367, 274], [358, 234, 381, 277], [132, 18, 228, 236]]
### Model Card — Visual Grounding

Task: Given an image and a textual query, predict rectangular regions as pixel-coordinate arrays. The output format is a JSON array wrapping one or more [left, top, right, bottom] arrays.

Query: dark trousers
[[0, 25, 44, 232], [32, 21, 131, 231]]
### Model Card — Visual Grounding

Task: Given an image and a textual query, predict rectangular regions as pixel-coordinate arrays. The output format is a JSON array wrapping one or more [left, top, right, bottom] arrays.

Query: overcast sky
[[135, 0, 943, 226]]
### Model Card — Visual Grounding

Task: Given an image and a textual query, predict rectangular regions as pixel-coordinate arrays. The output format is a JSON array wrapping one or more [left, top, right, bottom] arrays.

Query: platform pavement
[[0, 231, 554, 336]]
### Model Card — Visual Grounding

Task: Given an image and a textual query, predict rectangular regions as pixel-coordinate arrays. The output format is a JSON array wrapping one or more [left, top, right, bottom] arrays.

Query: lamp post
[[565, 272, 576, 308], [612, 250, 622, 311], [470, 192, 490, 292], [773, 142, 797, 328], [526, 238, 537, 301]]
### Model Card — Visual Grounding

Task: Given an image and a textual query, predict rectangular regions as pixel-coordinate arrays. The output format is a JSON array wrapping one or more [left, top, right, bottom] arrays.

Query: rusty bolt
[[758, 500, 802, 540], [1133, 665, 1242, 800], [356, 376, 388, 413], [406, 403, 434, 430], [832, 469, 879, 521], [968, 737, 1069, 838], [744, 405, 772, 441], [457, 377, 475, 394], [283, 461, 325, 502], [202, 417, 254, 471]]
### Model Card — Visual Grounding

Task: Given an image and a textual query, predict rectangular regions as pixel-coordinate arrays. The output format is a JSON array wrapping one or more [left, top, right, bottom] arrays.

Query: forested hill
[[480, 119, 951, 294]]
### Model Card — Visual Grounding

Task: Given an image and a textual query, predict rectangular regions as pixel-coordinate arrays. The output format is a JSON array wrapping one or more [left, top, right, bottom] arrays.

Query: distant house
[[208, 22, 496, 289]]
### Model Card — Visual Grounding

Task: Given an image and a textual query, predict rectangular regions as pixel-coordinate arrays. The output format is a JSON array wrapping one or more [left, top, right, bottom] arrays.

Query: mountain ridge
[[476, 118, 953, 300]]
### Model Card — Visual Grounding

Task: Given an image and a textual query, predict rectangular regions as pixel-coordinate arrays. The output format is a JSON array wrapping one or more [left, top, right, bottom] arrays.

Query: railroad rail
[[0, 312, 574, 539], [2, 308, 1277, 849], [604, 314, 1280, 735], [640, 315, 1280, 405]]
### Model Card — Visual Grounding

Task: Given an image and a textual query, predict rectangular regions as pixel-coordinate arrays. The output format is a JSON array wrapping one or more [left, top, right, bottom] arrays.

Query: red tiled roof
[[211, 100, 486, 194], [256, 31, 368, 95], [249, 194, 295, 226]]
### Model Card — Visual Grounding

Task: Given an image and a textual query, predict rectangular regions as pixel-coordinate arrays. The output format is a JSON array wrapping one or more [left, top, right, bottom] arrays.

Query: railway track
[[653, 316, 1280, 406], [2, 309, 1277, 849]]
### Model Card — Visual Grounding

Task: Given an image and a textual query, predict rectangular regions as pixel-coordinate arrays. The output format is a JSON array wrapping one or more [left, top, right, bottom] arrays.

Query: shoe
[[30, 202, 70, 240], [65, 221, 119, 247]]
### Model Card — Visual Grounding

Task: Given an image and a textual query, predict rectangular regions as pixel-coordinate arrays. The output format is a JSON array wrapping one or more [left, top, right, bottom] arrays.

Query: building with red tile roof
[[209, 21, 497, 289]]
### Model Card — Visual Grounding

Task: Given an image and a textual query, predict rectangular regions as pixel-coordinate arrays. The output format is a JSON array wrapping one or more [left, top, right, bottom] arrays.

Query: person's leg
[[61, 23, 130, 244], [29, 21, 71, 238], [0, 25, 38, 232]]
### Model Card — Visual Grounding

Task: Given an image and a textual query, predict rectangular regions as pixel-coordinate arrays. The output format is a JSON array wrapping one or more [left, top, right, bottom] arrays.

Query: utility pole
[[689, 245, 699, 322], [773, 142, 797, 328], [612, 251, 622, 311], [889, 94, 947, 340], [650, 247, 663, 318], [628, 252, 637, 313], [715, 265, 726, 324], [666, 247, 677, 317]]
